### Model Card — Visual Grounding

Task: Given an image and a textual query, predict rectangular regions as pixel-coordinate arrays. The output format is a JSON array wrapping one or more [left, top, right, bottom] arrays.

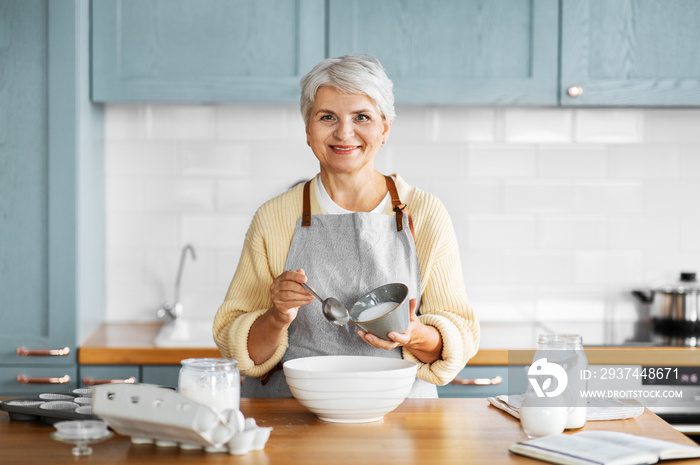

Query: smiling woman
[[213, 54, 480, 399]]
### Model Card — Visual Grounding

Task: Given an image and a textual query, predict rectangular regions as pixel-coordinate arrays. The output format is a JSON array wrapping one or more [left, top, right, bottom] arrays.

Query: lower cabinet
[[0, 366, 78, 397], [438, 366, 527, 398], [78, 365, 181, 389], [141, 366, 181, 388]]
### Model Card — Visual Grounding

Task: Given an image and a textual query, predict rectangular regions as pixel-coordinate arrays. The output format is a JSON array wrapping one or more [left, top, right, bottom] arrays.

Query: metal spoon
[[301, 282, 350, 326]]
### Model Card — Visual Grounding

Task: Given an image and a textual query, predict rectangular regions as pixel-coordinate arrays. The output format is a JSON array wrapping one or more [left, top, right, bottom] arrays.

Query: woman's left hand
[[357, 299, 443, 364]]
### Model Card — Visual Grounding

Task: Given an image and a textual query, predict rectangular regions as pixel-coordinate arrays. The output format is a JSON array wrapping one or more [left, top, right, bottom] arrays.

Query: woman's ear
[[382, 119, 392, 140]]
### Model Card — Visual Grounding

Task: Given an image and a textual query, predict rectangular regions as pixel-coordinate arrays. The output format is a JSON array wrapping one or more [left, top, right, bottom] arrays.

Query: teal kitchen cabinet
[[560, 0, 700, 106], [79, 366, 140, 387], [327, 0, 560, 105], [79, 365, 180, 388], [437, 366, 528, 399], [0, 1, 103, 395], [91, 0, 325, 102]]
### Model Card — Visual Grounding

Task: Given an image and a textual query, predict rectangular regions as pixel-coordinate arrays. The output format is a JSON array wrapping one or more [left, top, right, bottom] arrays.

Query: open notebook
[[510, 431, 700, 465]]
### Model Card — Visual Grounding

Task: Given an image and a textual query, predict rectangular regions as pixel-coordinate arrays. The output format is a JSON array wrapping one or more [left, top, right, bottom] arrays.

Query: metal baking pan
[[0, 389, 99, 424]]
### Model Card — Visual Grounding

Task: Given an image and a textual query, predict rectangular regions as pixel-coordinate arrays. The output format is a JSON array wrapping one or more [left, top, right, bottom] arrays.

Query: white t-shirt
[[317, 176, 390, 214]]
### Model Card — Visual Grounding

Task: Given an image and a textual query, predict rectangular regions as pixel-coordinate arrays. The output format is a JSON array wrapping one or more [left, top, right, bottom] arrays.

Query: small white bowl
[[283, 355, 417, 423]]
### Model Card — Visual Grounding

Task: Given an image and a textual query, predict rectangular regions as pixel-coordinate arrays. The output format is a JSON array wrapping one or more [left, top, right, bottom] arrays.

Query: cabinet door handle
[[82, 376, 137, 386], [450, 376, 503, 386], [16, 347, 71, 356], [17, 375, 71, 384], [567, 85, 583, 98]]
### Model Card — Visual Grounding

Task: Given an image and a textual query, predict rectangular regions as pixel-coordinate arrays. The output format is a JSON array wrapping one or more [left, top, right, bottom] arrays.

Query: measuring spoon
[[301, 282, 350, 326]]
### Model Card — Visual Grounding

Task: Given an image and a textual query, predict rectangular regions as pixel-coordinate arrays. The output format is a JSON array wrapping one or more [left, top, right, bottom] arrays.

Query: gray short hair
[[300, 54, 395, 126]]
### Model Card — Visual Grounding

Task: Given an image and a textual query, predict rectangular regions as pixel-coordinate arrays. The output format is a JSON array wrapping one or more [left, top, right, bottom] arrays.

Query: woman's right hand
[[268, 268, 314, 326]]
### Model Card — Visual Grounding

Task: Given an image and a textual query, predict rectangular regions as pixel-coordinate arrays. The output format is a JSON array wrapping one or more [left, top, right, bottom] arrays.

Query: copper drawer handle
[[82, 376, 137, 386], [451, 376, 503, 386], [17, 375, 71, 384], [17, 347, 71, 356]]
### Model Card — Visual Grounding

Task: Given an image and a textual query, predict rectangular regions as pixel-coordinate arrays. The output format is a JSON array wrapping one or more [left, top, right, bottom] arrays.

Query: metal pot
[[632, 272, 700, 347]]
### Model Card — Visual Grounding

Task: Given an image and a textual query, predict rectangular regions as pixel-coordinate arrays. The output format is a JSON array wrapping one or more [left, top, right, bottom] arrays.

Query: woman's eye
[[357, 114, 370, 121], [320, 114, 334, 121]]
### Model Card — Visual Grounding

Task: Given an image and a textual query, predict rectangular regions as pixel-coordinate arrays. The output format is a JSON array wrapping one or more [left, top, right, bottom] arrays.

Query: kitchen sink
[[153, 319, 217, 348]]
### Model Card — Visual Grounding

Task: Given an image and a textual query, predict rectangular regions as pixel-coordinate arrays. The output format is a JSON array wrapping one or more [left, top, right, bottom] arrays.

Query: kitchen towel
[[487, 394, 644, 421]]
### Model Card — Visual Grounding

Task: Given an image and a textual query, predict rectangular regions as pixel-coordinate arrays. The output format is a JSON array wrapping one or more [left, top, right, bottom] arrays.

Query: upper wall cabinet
[[327, 0, 559, 105], [91, 0, 325, 102], [560, 0, 700, 106]]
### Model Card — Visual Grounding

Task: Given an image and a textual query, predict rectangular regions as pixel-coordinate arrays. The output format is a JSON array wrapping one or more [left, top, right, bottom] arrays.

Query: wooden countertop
[[79, 322, 700, 366], [2, 398, 700, 465]]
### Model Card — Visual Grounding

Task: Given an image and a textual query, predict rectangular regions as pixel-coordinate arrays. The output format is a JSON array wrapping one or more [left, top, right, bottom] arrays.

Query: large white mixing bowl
[[283, 355, 417, 423]]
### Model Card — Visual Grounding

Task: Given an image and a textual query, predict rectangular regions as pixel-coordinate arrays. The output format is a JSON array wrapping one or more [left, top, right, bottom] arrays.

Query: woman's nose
[[334, 119, 354, 140]]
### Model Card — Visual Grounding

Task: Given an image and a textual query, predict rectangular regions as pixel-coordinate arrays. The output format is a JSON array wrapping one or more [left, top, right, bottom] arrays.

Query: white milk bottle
[[534, 333, 588, 429]]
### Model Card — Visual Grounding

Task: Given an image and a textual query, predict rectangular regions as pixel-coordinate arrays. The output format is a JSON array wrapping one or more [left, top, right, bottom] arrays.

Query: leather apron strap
[[301, 176, 415, 240], [384, 175, 415, 240]]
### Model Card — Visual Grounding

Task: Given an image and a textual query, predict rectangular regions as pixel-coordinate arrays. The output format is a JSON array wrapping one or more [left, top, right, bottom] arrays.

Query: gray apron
[[242, 176, 437, 398]]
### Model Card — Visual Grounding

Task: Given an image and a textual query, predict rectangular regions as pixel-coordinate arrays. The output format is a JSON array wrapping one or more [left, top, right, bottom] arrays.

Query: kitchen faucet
[[156, 244, 196, 321]]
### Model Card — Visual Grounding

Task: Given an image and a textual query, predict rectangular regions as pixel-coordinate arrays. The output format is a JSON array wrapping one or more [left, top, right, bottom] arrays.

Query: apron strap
[[385, 175, 415, 240], [302, 181, 312, 227], [302, 176, 415, 240]]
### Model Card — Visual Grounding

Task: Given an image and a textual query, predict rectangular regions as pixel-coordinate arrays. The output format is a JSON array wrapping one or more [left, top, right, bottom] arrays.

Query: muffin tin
[[0, 388, 99, 424]]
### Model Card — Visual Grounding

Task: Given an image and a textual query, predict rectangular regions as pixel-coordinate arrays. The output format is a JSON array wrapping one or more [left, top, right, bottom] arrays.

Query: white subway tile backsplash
[[394, 143, 465, 178], [535, 288, 607, 322], [461, 250, 503, 285], [504, 109, 573, 143], [680, 146, 700, 178], [105, 142, 178, 176], [108, 214, 179, 247], [180, 143, 252, 177], [575, 252, 643, 285], [574, 180, 644, 214], [250, 143, 318, 179], [648, 109, 700, 143], [539, 216, 607, 249], [106, 178, 141, 212], [574, 109, 644, 143], [390, 106, 434, 141], [609, 145, 679, 178], [433, 107, 496, 142], [610, 217, 679, 249], [105, 105, 146, 140], [103, 105, 700, 347], [467, 144, 536, 177], [218, 104, 294, 140], [504, 180, 573, 213], [146, 105, 217, 140], [467, 215, 537, 249], [646, 181, 700, 214], [181, 214, 251, 248], [538, 145, 608, 178], [680, 218, 700, 250], [503, 251, 574, 285], [468, 286, 537, 323], [142, 179, 215, 212]]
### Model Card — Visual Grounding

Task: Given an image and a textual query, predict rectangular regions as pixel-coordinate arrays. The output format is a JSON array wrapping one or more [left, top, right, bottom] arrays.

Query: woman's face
[[306, 86, 391, 177]]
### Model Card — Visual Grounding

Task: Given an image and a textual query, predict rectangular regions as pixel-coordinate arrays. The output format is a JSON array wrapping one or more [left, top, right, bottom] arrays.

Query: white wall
[[104, 104, 700, 348]]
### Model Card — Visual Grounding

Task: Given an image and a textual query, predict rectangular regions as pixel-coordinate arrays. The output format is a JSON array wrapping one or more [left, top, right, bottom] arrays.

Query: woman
[[213, 54, 479, 398]]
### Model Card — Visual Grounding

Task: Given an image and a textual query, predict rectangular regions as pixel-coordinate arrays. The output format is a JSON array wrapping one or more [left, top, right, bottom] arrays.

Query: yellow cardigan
[[213, 174, 479, 385]]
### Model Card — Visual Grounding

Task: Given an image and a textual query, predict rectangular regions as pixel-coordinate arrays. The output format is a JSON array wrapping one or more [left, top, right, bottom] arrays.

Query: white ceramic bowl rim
[[283, 355, 416, 377]]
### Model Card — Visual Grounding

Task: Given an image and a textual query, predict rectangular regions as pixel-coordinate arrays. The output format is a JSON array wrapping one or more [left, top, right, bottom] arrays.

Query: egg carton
[[91, 383, 271, 455]]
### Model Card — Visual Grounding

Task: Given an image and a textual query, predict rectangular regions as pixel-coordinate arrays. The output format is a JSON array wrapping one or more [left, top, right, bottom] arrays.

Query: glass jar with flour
[[178, 358, 240, 413]]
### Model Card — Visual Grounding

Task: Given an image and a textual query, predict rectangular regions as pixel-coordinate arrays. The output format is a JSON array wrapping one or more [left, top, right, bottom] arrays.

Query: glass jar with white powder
[[178, 358, 240, 413]]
